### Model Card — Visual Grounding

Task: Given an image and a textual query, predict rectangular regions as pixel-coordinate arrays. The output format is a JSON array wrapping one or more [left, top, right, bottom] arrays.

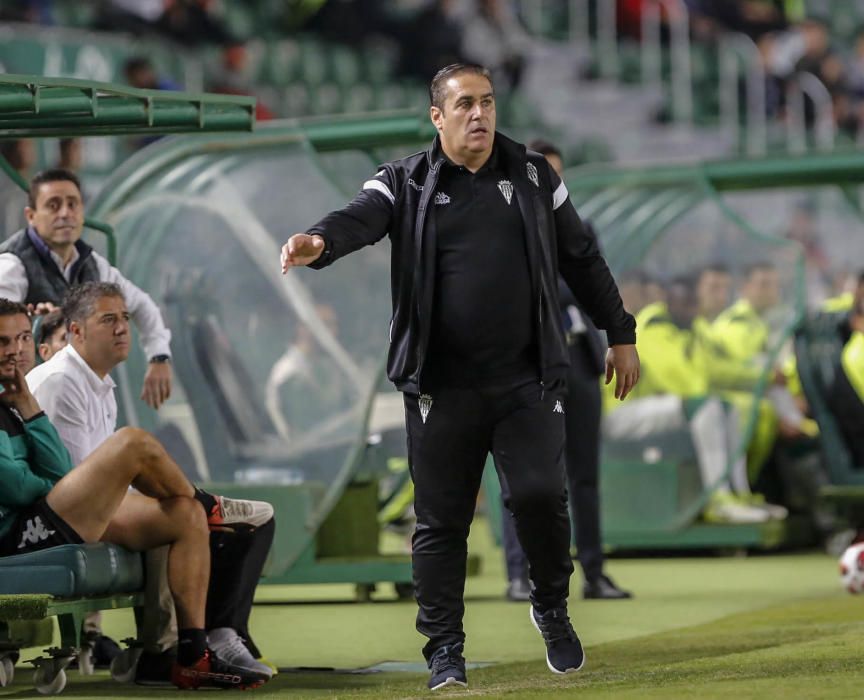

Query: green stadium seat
[[311, 83, 344, 115], [282, 83, 311, 117], [266, 39, 302, 86], [375, 84, 407, 111], [297, 37, 330, 86], [0, 544, 143, 597], [362, 42, 398, 86], [343, 83, 375, 113], [329, 45, 362, 88]]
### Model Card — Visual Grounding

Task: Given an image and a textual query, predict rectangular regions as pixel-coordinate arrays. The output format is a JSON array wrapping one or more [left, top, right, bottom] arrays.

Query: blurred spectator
[[695, 263, 732, 324], [616, 269, 665, 316], [0, 140, 36, 239], [712, 262, 818, 439], [96, 0, 231, 45], [123, 56, 182, 92], [56, 139, 83, 173], [784, 202, 831, 305], [156, 0, 232, 46], [686, 0, 797, 39], [0, 0, 54, 24], [848, 25, 864, 95], [208, 42, 275, 121], [123, 57, 182, 150], [265, 303, 355, 439], [399, 0, 466, 83], [94, 0, 164, 34], [461, 0, 532, 91], [304, 0, 394, 46]]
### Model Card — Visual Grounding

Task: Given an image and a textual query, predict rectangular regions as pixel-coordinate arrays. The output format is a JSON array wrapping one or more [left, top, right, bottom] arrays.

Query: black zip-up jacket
[[308, 131, 636, 394]]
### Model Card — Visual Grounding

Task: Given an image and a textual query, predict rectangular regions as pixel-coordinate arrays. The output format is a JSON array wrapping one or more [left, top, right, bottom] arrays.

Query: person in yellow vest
[[824, 271, 864, 464], [712, 262, 818, 440], [603, 277, 785, 523], [693, 264, 781, 482]]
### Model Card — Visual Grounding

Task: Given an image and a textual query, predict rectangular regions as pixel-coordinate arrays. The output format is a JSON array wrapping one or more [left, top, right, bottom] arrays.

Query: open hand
[[281, 234, 324, 272]]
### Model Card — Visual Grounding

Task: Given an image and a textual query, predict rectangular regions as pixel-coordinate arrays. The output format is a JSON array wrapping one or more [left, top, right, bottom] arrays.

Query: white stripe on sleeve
[[552, 181, 569, 210], [363, 179, 395, 204]]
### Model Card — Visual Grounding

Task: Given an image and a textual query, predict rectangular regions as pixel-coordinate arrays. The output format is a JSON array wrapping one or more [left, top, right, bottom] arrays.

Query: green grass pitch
[[2, 519, 861, 698]]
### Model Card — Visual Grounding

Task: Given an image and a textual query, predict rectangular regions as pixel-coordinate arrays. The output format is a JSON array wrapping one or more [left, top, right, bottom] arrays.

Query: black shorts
[[0, 499, 83, 557]]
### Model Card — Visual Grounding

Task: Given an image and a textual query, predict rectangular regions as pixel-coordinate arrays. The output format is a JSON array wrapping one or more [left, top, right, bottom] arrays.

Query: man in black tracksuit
[[281, 64, 639, 691]]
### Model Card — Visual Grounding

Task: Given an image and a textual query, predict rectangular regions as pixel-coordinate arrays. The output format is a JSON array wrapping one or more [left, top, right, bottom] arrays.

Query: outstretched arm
[[281, 166, 396, 273]]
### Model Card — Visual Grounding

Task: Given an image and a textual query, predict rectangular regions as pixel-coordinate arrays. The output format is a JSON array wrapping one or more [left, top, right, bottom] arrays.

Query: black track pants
[[404, 379, 574, 660]]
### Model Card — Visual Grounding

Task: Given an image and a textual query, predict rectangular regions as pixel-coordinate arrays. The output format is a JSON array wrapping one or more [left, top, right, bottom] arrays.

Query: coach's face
[[0, 313, 33, 381], [71, 295, 130, 376], [431, 72, 495, 166]]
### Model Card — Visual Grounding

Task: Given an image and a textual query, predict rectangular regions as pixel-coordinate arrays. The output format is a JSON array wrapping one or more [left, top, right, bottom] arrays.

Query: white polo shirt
[[27, 345, 117, 465]]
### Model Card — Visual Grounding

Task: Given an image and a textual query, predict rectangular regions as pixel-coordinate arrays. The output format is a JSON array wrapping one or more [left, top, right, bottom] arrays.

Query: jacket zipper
[[413, 161, 442, 392], [539, 284, 545, 397]]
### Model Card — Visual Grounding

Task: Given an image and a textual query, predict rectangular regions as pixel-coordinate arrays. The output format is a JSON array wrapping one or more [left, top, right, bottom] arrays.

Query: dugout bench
[[0, 543, 144, 695]]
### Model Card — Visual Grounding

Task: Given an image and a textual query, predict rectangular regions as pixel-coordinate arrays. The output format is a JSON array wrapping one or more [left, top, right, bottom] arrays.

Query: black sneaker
[[134, 648, 177, 687], [530, 606, 585, 674], [427, 643, 467, 691]]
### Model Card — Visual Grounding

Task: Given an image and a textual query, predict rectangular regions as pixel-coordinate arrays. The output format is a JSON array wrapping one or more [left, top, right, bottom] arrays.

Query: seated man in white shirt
[[27, 282, 276, 684], [0, 169, 171, 409]]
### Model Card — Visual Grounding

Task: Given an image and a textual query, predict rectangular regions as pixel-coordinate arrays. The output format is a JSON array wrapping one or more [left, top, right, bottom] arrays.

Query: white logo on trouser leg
[[553, 400, 564, 414], [17, 516, 55, 549], [419, 394, 433, 424]]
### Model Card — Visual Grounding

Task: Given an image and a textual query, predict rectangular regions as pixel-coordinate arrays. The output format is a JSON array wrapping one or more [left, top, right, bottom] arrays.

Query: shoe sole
[[430, 676, 468, 691], [529, 606, 586, 675]]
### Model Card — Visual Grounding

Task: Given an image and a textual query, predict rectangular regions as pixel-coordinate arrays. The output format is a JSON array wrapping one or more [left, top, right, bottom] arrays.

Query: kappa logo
[[553, 400, 564, 415], [17, 516, 55, 549], [434, 191, 451, 205], [419, 394, 433, 424], [527, 162, 539, 187], [498, 180, 514, 205]]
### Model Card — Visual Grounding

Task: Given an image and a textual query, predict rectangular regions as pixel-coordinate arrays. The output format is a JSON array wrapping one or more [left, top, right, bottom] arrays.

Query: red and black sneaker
[[206, 495, 273, 532], [171, 648, 269, 690]]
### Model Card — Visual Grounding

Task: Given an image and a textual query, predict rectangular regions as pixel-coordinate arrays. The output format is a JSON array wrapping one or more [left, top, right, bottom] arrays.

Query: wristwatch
[[149, 354, 171, 364]]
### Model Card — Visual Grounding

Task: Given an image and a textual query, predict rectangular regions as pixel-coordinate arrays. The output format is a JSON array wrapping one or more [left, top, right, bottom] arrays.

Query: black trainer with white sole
[[427, 642, 467, 690], [530, 606, 585, 674]]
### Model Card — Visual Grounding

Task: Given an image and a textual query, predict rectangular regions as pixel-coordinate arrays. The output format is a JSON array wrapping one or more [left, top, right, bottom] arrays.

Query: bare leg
[[102, 492, 209, 629], [46, 427, 194, 542]]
